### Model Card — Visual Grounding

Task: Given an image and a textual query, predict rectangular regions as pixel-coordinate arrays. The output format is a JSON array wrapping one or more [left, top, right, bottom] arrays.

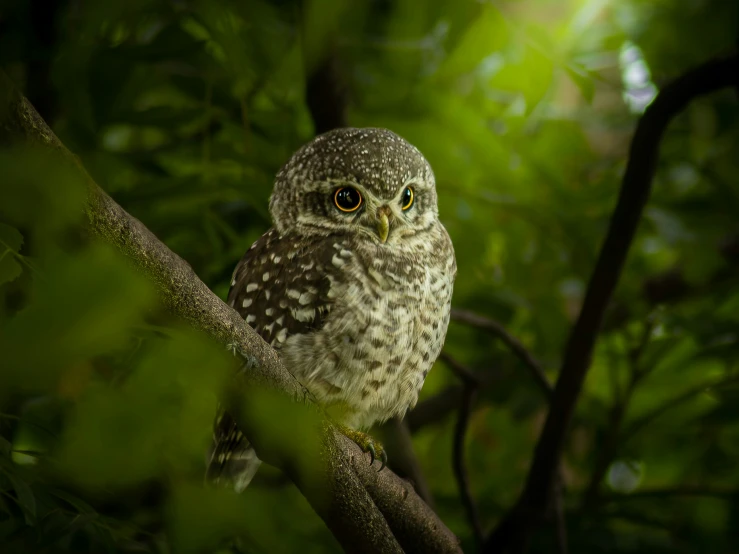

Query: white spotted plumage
[[208, 128, 455, 491]]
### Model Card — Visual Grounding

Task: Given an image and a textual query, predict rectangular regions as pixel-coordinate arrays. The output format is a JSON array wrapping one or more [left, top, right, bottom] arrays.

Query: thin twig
[[581, 320, 655, 510], [450, 308, 553, 397], [484, 55, 739, 554], [378, 417, 435, 508], [439, 351, 481, 386], [407, 384, 466, 433], [408, 357, 509, 433], [629, 317, 657, 381], [439, 353, 485, 547], [455, 384, 484, 549], [450, 381, 485, 548]]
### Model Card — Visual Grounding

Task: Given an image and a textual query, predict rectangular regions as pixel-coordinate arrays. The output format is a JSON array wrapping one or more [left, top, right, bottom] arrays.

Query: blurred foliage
[[1, 0, 738, 552]]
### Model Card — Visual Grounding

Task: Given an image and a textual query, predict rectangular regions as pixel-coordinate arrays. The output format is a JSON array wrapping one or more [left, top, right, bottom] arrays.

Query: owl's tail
[[206, 410, 262, 493]]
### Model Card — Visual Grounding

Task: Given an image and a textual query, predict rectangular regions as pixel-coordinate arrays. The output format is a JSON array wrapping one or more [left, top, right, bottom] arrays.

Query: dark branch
[[485, 54, 739, 553], [450, 308, 552, 397], [306, 54, 348, 134], [553, 474, 568, 554], [581, 320, 654, 510], [440, 353, 484, 546], [377, 417, 435, 508], [407, 358, 508, 434], [453, 381, 484, 548], [407, 384, 465, 433], [439, 351, 480, 387]]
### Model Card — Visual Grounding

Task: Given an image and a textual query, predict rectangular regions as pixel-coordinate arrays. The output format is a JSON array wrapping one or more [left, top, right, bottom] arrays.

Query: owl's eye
[[401, 186, 414, 211], [334, 187, 363, 212]]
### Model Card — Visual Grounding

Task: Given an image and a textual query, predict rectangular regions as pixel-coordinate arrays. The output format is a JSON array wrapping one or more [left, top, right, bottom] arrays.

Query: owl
[[207, 127, 456, 491]]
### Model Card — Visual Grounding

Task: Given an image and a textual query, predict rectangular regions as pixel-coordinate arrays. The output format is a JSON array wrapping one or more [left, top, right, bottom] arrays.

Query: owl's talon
[[367, 443, 376, 465], [337, 425, 387, 470], [378, 450, 387, 472]]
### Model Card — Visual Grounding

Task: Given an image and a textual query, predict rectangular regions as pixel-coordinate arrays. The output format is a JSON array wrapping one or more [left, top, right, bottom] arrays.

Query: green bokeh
[[1, 0, 738, 551]]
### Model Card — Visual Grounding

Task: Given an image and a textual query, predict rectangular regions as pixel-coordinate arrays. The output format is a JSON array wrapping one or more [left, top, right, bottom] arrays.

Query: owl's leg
[[338, 425, 387, 471]]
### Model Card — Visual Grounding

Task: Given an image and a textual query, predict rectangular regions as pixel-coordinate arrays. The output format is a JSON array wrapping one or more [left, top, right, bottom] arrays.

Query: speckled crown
[[274, 127, 433, 197]]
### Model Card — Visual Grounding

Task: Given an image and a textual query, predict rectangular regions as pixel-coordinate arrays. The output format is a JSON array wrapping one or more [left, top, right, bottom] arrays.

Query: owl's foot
[[339, 426, 387, 471]]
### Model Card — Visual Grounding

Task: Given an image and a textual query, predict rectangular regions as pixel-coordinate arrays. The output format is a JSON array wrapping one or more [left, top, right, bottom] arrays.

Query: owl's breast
[[281, 227, 455, 429]]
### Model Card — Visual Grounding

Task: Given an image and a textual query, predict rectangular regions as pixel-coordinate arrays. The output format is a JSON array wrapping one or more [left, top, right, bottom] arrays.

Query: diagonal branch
[[377, 417, 436, 508], [484, 54, 739, 553], [454, 382, 483, 548], [406, 384, 466, 432], [439, 353, 484, 547], [450, 308, 553, 397], [0, 71, 461, 554]]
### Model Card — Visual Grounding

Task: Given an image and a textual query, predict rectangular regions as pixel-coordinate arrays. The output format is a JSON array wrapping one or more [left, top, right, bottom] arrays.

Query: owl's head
[[270, 128, 439, 245]]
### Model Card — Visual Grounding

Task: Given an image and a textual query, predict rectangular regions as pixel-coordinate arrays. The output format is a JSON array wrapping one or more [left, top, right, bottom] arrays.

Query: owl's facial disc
[[270, 128, 439, 242]]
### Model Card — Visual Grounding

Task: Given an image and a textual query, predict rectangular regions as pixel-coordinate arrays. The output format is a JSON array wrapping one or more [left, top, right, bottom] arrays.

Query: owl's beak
[[376, 206, 392, 243]]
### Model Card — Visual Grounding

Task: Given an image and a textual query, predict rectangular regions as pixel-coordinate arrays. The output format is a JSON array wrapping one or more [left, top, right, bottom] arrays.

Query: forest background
[[1, 0, 738, 552]]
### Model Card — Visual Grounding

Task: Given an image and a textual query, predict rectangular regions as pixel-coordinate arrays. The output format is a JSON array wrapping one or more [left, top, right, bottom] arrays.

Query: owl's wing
[[207, 228, 334, 491], [227, 228, 334, 346], [205, 411, 261, 492]]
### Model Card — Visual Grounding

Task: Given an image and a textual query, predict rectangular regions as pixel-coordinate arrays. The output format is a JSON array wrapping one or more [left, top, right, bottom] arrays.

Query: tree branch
[[377, 417, 435, 508], [484, 54, 739, 553], [407, 357, 511, 434], [306, 53, 348, 134], [581, 320, 654, 510], [454, 384, 484, 548], [439, 353, 484, 547], [450, 308, 552, 397], [406, 384, 466, 433], [0, 71, 461, 554], [553, 473, 568, 554]]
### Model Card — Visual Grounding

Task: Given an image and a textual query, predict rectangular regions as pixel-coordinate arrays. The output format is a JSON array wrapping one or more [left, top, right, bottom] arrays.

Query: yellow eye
[[401, 186, 414, 210], [334, 187, 363, 212]]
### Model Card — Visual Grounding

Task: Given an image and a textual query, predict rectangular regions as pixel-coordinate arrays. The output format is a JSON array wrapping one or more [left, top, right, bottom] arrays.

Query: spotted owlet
[[207, 127, 456, 491]]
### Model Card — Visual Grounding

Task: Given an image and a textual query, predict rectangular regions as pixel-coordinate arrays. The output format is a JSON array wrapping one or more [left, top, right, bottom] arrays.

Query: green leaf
[[6, 473, 36, 524], [48, 488, 97, 514], [437, 4, 509, 78], [0, 495, 11, 517], [0, 147, 87, 243], [0, 245, 156, 395], [0, 436, 11, 458], [167, 483, 283, 554], [0, 223, 23, 252], [0, 255, 22, 287], [55, 328, 230, 489], [565, 64, 595, 104], [0, 223, 24, 286]]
